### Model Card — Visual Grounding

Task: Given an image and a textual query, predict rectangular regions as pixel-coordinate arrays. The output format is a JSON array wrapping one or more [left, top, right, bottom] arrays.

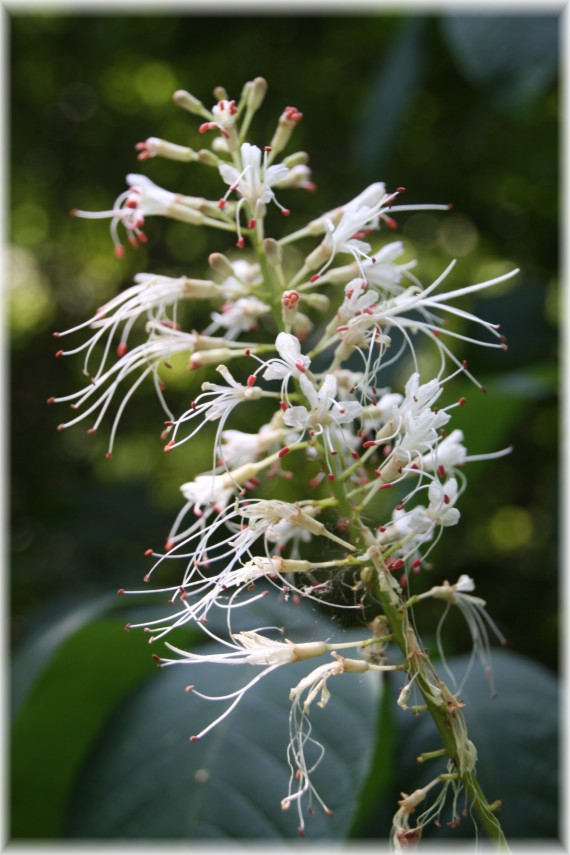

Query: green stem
[[253, 223, 284, 332], [324, 466, 510, 850]]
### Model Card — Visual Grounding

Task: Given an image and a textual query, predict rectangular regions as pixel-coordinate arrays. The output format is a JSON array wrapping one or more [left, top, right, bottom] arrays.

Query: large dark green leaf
[[441, 15, 558, 110]]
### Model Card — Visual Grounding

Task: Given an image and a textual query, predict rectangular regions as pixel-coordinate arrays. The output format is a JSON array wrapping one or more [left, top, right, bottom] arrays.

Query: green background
[[9, 10, 560, 843]]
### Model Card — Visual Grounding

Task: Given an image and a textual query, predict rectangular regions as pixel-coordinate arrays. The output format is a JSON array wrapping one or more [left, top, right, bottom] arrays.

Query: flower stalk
[[53, 76, 517, 846]]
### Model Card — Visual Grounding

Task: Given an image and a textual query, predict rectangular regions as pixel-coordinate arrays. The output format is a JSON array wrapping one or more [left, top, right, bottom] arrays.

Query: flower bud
[[209, 252, 236, 278], [263, 238, 282, 267], [247, 76, 268, 111], [173, 89, 209, 118], [197, 148, 221, 167], [269, 106, 303, 157], [282, 151, 309, 168], [181, 277, 222, 299]]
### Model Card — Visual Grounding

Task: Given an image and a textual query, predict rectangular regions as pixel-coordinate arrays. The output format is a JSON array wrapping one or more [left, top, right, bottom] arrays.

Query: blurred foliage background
[[9, 10, 560, 843]]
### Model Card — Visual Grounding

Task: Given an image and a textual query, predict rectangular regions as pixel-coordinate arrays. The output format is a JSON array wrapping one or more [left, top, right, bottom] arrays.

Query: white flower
[[261, 332, 312, 401], [165, 364, 264, 454], [205, 295, 271, 339], [421, 428, 467, 472], [360, 240, 416, 293], [72, 174, 206, 257], [336, 278, 379, 326], [52, 273, 220, 376], [217, 258, 263, 300], [220, 421, 287, 469], [51, 324, 199, 458], [426, 477, 461, 528], [283, 654, 370, 835], [198, 97, 238, 138], [218, 143, 291, 239], [284, 374, 362, 462], [422, 575, 507, 694]]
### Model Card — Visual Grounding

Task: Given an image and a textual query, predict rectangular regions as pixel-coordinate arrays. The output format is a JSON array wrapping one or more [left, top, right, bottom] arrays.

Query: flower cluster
[[53, 77, 517, 840]]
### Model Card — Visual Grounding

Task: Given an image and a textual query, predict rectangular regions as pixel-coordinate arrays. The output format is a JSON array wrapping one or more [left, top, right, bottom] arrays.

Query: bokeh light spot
[[489, 505, 534, 551]]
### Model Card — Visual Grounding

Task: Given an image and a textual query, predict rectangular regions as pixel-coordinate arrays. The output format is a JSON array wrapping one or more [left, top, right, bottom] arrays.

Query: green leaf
[[353, 18, 428, 174], [441, 15, 558, 110], [11, 610, 154, 838], [63, 595, 382, 839]]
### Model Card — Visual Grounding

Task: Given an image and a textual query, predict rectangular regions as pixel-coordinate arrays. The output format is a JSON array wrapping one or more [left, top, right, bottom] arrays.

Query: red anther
[[164, 440, 175, 452], [46, 396, 55, 405], [411, 559, 422, 570], [151, 653, 161, 662], [165, 539, 174, 552], [281, 208, 291, 217], [294, 358, 306, 373], [117, 588, 125, 595], [56, 424, 65, 431], [379, 482, 392, 490], [52, 331, 61, 338], [248, 218, 256, 229], [351, 451, 359, 460], [143, 574, 150, 582], [437, 464, 445, 479], [336, 324, 349, 332], [433, 330, 440, 338], [396, 186, 406, 193], [247, 374, 257, 387], [126, 198, 138, 209], [462, 359, 468, 368], [399, 574, 408, 588], [55, 349, 64, 358], [70, 208, 78, 217], [458, 396, 466, 406], [309, 273, 320, 283], [199, 122, 213, 134], [328, 473, 335, 481], [218, 198, 227, 210], [278, 446, 290, 458], [501, 343, 508, 351], [308, 475, 322, 489], [86, 427, 97, 435], [114, 245, 125, 260], [325, 808, 334, 817], [481, 386, 488, 395], [384, 216, 398, 229], [185, 685, 195, 693], [236, 236, 245, 249], [279, 401, 289, 411], [362, 440, 377, 449], [116, 342, 128, 358], [378, 526, 386, 532], [144, 548, 153, 557], [128, 235, 139, 248], [395, 503, 404, 511], [447, 203, 454, 210], [138, 230, 149, 244], [124, 623, 131, 631], [298, 829, 305, 838], [244, 348, 251, 357], [307, 807, 314, 816], [264, 145, 272, 152], [443, 494, 450, 505], [105, 452, 112, 460]]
